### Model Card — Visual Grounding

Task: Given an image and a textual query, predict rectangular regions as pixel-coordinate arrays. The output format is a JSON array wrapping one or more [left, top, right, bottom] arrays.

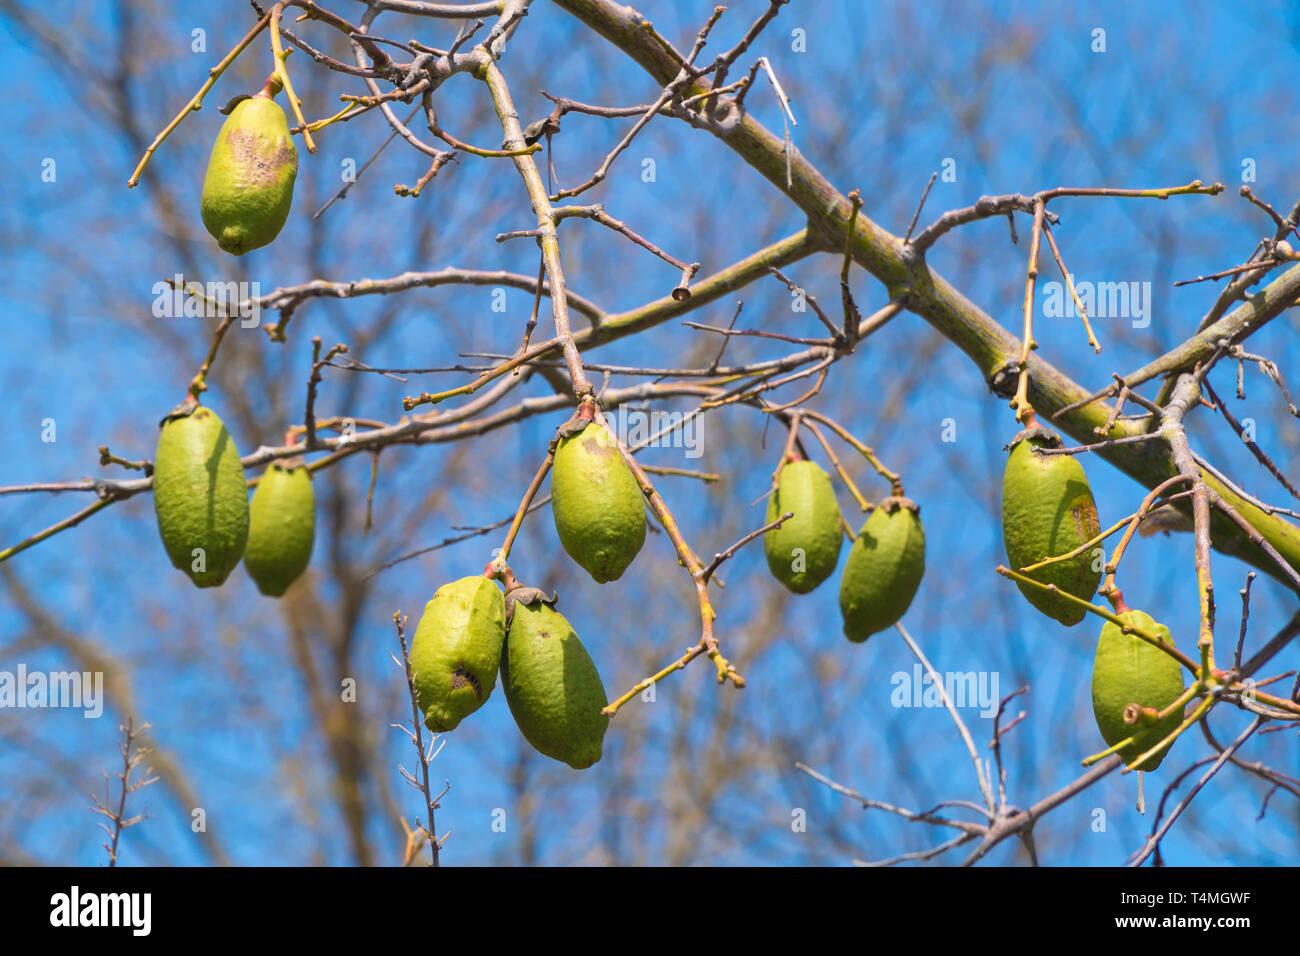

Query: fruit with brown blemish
[[409, 576, 506, 732], [1001, 427, 1102, 626], [200, 92, 298, 256]]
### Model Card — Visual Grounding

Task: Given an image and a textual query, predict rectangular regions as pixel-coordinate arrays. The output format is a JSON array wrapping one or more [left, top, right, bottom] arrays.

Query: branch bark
[[551, 0, 1300, 594]]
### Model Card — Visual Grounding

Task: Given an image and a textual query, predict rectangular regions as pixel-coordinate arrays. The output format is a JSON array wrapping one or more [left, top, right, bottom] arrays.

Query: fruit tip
[[877, 495, 918, 514], [1008, 423, 1062, 451], [258, 73, 285, 100], [159, 395, 201, 427]]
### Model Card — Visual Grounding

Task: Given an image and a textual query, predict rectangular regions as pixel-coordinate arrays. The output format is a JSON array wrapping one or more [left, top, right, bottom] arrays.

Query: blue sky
[[0, 0, 1297, 866]]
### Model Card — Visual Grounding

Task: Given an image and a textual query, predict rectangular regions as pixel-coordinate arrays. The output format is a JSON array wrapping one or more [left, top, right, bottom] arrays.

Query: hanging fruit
[[410, 576, 507, 732], [152, 399, 249, 588], [501, 595, 609, 770], [764, 459, 844, 594], [1001, 427, 1102, 626], [244, 457, 315, 597], [1091, 609, 1186, 770], [839, 496, 925, 642], [550, 422, 646, 583], [199, 89, 297, 256]]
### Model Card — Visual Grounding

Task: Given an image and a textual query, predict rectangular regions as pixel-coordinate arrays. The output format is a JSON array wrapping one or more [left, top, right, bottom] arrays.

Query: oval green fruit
[[501, 601, 609, 770], [244, 459, 315, 597], [839, 496, 925, 642], [200, 94, 298, 256], [550, 422, 646, 583], [152, 401, 249, 588], [410, 576, 506, 732], [1091, 610, 1185, 770], [1001, 429, 1102, 626], [764, 459, 843, 594]]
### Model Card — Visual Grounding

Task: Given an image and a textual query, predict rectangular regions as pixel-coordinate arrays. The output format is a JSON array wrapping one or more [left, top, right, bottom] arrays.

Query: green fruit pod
[[550, 422, 646, 583], [152, 401, 249, 588], [1001, 428, 1102, 626], [410, 576, 506, 732], [1090, 610, 1185, 770], [764, 459, 844, 594], [501, 601, 609, 770], [244, 459, 315, 597], [838, 496, 926, 642], [200, 94, 298, 256]]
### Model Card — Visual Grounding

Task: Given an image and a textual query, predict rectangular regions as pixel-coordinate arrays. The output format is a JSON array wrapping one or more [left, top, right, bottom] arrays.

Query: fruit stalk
[[578, 405, 746, 713], [480, 60, 594, 399], [1011, 200, 1047, 422], [187, 307, 241, 399], [496, 403, 598, 576], [799, 409, 902, 496], [126, 9, 275, 187], [996, 566, 1201, 674], [269, 5, 315, 153], [800, 419, 870, 511], [493, 448, 556, 572]]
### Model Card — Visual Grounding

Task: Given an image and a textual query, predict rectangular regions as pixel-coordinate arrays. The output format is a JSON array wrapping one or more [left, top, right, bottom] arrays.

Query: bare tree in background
[[0, 0, 1297, 867]]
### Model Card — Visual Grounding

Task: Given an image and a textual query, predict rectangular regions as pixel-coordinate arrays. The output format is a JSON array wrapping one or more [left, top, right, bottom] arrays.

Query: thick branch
[[552, 0, 1300, 593]]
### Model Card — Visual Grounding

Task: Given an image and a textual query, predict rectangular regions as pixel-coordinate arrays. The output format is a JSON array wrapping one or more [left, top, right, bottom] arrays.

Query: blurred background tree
[[0, 0, 1296, 866]]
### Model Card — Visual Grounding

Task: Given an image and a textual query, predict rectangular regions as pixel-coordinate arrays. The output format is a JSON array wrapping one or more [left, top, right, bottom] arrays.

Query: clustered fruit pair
[[758, 428, 1185, 771], [409, 576, 609, 770], [409, 422, 639, 770], [153, 401, 315, 595], [761, 457, 926, 640], [1001, 427, 1184, 770]]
